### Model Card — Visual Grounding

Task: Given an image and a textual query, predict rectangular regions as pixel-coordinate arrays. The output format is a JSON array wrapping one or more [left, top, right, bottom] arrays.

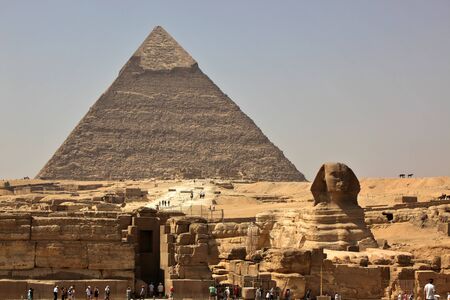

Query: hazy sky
[[1, 1, 450, 180]]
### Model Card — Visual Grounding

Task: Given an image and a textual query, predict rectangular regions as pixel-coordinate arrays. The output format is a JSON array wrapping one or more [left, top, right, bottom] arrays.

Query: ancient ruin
[[1, 160, 449, 299], [1, 25, 449, 300], [37, 26, 305, 182]]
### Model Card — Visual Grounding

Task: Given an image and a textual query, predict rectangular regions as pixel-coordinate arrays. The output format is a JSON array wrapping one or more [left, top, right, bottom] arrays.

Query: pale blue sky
[[1, 1, 450, 180]]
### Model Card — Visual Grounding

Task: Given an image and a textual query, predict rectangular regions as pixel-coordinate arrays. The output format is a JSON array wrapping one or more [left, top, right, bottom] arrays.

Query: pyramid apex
[[134, 26, 197, 71]]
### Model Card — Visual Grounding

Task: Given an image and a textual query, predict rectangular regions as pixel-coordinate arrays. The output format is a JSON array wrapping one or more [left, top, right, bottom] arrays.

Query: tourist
[[27, 287, 34, 300], [54, 285, 59, 300], [233, 285, 239, 299], [265, 290, 270, 300], [68, 286, 73, 300], [269, 287, 275, 300], [93, 287, 99, 300], [208, 284, 217, 300], [139, 285, 146, 300], [126, 286, 132, 300], [424, 279, 436, 300], [86, 286, 92, 300], [68, 285, 76, 300], [169, 286, 174, 299], [168, 200, 170, 206], [190, 191, 193, 200], [104, 285, 111, 300], [305, 289, 311, 300], [224, 286, 231, 299], [284, 288, 291, 300], [157, 282, 164, 297], [255, 287, 262, 300], [447, 292, 450, 300], [61, 287, 67, 300], [334, 292, 341, 300], [149, 282, 155, 297]]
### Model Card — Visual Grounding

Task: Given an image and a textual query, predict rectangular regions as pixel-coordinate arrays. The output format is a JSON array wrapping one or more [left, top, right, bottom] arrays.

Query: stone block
[[242, 287, 255, 299], [102, 270, 135, 280], [117, 215, 132, 229], [441, 254, 450, 269], [132, 216, 158, 229], [177, 245, 194, 255], [0, 215, 31, 240], [196, 233, 209, 243], [271, 272, 306, 299], [12, 268, 102, 280], [31, 217, 121, 241], [190, 223, 208, 235], [396, 254, 413, 266], [87, 243, 134, 270], [177, 233, 193, 245], [168, 279, 214, 299], [35, 242, 88, 269], [176, 265, 211, 280], [333, 265, 385, 299], [261, 249, 311, 275], [0, 241, 35, 270], [438, 222, 450, 236], [191, 243, 208, 264], [0, 279, 28, 299]]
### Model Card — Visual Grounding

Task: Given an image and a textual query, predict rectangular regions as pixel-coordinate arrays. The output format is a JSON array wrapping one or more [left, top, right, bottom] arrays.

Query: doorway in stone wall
[[138, 229, 159, 283]]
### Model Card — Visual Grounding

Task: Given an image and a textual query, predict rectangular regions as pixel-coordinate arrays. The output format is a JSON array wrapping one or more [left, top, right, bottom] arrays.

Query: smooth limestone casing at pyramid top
[[37, 26, 305, 181]]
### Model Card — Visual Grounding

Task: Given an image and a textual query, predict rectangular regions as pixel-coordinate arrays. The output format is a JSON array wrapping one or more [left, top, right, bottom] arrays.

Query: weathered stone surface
[[35, 242, 87, 269], [11, 268, 102, 280], [31, 217, 121, 241], [0, 214, 31, 240], [0, 241, 35, 270], [261, 249, 311, 275], [87, 243, 134, 270], [271, 272, 305, 299], [36, 26, 305, 182], [331, 265, 386, 299]]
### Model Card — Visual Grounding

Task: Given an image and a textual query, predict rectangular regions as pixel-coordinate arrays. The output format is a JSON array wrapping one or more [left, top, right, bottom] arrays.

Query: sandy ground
[[371, 222, 450, 258]]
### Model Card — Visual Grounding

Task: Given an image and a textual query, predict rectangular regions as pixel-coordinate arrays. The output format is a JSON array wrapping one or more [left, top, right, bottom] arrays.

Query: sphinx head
[[310, 162, 360, 206]]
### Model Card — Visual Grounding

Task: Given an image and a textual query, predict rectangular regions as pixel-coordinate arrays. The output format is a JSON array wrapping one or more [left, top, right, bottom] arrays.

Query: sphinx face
[[324, 163, 351, 193]]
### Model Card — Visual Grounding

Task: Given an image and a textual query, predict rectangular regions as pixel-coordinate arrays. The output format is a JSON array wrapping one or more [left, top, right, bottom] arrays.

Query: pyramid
[[37, 26, 305, 181]]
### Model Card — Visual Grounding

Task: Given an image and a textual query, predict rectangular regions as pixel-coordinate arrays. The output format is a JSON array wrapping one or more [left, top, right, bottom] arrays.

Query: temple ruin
[[1, 25, 449, 300]]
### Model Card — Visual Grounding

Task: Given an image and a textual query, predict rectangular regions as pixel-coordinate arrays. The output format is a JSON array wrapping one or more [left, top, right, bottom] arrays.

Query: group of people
[[51, 285, 81, 300], [208, 284, 241, 299], [159, 200, 171, 207], [126, 282, 169, 299], [46, 285, 108, 300]]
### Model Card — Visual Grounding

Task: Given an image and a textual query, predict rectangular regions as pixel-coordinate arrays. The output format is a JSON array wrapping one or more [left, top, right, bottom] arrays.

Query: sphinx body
[[298, 162, 377, 250]]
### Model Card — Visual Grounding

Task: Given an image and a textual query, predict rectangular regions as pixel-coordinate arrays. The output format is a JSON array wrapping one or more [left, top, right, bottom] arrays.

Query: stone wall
[[0, 211, 138, 299]]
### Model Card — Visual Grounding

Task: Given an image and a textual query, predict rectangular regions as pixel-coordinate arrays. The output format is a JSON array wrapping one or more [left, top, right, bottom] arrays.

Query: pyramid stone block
[[38, 26, 305, 181]]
